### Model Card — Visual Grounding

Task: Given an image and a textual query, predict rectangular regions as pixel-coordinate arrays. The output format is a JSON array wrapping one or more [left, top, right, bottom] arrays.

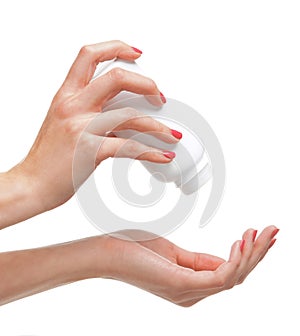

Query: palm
[[108, 226, 278, 307], [138, 236, 225, 271]]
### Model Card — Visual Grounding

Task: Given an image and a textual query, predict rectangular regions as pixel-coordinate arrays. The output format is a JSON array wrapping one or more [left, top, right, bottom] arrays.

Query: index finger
[[63, 40, 142, 89]]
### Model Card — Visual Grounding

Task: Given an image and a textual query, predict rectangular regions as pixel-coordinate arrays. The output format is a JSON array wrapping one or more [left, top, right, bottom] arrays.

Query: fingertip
[[137, 150, 176, 163], [117, 47, 143, 61], [131, 46, 143, 55], [252, 229, 258, 242], [171, 129, 183, 140], [160, 92, 167, 104], [240, 239, 246, 253], [271, 228, 280, 238], [266, 224, 279, 232], [228, 240, 242, 261], [144, 94, 165, 107], [268, 238, 277, 249], [242, 228, 255, 241], [262, 225, 280, 239], [162, 151, 176, 160]]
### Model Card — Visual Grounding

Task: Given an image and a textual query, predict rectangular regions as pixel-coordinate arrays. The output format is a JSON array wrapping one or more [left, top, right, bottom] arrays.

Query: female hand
[[0, 226, 279, 306], [0, 40, 180, 228], [102, 225, 279, 307]]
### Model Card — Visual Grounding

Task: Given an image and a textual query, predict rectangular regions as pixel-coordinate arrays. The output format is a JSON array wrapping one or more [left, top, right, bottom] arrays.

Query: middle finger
[[79, 68, 164, 110]]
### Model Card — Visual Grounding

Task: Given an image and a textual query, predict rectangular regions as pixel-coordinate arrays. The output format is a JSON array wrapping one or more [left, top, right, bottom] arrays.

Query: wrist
[[90, 235, 118, 278], [0, 163, 43, 228]]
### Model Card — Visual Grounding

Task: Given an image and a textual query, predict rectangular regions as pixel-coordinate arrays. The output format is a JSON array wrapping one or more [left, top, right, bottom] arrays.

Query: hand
[[0, 40, 180, 227], [0, 226, 278, 306], [102, 225, 279, 307]]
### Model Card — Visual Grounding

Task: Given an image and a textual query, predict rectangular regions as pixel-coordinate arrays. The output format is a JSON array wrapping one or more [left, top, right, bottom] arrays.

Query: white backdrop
[[0, 1, 299, 335]]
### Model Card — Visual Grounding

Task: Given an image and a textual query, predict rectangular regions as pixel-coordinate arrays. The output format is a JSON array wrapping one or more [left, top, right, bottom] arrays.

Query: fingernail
[[268, 238, 277, 249], [252, 230, 258, 242], [163, 151, 176, 159], [271, 228, 280, 238], [160, 92, 167, 104], [132, 46, 143, 54], [240, 239, 246, 252], [171, 129, 182, 140]]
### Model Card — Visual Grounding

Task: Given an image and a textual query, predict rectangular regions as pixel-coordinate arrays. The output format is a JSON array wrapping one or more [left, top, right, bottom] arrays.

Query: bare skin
[[0, 40, 279, 307], [0, 227, 278, 306]]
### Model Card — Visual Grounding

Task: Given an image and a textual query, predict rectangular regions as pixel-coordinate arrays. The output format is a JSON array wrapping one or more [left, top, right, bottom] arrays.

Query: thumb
[[176, 249, 226, 271]]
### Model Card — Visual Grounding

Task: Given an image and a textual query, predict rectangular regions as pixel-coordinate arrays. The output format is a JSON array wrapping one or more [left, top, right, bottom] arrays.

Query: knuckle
[[237, 275, 245, 285], [150, 118, 166, 134], [113, 138, 138, 158], [55, 101, 71, 117], [123, 107, 140, 120], [147, 78, 158, 92], [158, 121, 168, 133], [225, 281, 235, 290], [231, 260, 240, 270], [79, 44, 94, 57], [193, 253, 203, 271], [108, 67, 126, 82], [125, 139, 139, 154], [240, 277, 245, 285], [110, 39, 126, 47], [214, 274, 226, 288], [64, 119, 81, 135]]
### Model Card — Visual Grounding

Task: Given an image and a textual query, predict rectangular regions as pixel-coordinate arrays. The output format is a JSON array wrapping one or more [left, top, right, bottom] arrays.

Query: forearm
[[0, 235, 107, 305], [0, 164, 44, 229]]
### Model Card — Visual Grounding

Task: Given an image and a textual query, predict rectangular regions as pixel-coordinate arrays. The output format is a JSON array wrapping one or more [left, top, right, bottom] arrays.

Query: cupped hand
[[102, 226, 279, 307], [19, 40, 179, 213]]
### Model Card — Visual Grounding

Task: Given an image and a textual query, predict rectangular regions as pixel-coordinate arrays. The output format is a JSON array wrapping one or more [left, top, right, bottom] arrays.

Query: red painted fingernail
[[268, 238, 277, 249], [271, 228, 280, 238], [252, 230, 258, 242], [240, 239, 246, 252], [160, 92, 167, 104], [171, 129, 182, 139], [163, 151, 176, 159], [131, 46, 143, 54]]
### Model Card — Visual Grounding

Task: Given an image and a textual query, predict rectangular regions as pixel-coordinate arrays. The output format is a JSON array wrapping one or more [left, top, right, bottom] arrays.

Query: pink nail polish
[[171, 129, 182, 139], [268, 238, 276, 249], [271, 228, 280, 238], [163, 151, 176, 159], [160, 92, 166, 104], [252, 230, 258, 242], [132, 46, 143, 54], [240, 240, 245, 252]]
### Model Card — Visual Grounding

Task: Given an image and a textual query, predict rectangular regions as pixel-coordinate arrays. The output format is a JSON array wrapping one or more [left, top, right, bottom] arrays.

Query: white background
[[0, 0, 299, 335]]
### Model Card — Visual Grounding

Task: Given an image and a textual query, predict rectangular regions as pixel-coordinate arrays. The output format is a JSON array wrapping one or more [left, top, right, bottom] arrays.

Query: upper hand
[[19, 40, 179, 213]]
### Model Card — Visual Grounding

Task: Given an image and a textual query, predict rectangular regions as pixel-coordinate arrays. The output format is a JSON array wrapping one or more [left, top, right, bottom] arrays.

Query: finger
[[238, 226, 279, 284], [240, 229, 256, 263], [138, 238, 225, 271], [162, 242, 242, 305], [236, 228, 256, 283], [268, 238, 277, 250], [87, 108, 181, 143], [96, 136, 176, 164], [249, 225, 279, 266], [214, 240, 243, 289], [79, 69, 164, 110], [63, 40, 143, 89], [175, 248, 225, 271], [183, 240, 242, 291]]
